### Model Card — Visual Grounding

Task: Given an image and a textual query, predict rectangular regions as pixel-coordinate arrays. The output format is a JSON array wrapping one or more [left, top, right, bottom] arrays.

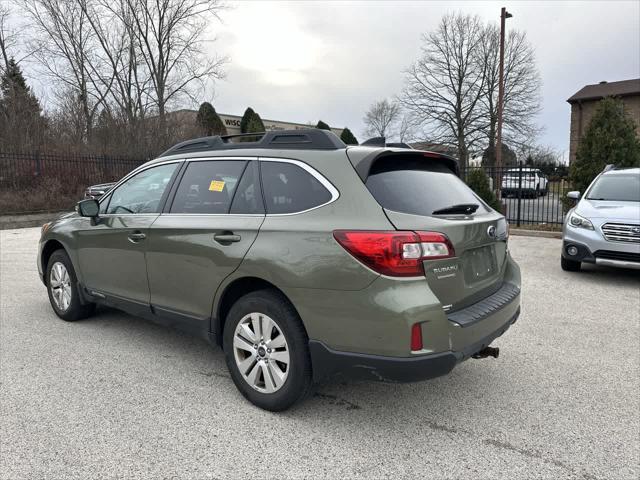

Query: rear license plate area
[[463, 245, 497, 284]]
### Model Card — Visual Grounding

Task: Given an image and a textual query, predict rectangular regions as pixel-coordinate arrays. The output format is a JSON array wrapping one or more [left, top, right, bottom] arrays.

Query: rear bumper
[[310, 307, 520, 383]]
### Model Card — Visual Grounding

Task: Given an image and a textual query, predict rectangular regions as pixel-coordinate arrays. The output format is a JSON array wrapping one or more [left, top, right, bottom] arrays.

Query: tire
[[223, 289, 313, 411], [46, 249, 96, 321], [535, 186, 540, 197], [561, 256, 581, 272]]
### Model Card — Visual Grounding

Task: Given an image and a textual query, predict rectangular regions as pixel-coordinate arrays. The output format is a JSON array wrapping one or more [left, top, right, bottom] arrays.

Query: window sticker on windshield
[[209, 180, 225, 192]]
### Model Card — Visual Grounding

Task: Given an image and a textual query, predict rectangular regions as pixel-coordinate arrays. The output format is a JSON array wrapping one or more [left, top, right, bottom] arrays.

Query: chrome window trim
[[98, 213, 160, 218], [97, 155, 339, 218], [159, 213, 265, 218], [259, 156, 340, 216]]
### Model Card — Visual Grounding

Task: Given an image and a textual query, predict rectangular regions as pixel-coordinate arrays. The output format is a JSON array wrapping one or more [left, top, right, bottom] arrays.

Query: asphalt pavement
[[1, 228, 638, 479]]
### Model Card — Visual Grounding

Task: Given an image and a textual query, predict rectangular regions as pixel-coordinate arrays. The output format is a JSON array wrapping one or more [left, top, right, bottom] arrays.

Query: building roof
[[567, 78, 640, 103], [410, 142, 458, 157]]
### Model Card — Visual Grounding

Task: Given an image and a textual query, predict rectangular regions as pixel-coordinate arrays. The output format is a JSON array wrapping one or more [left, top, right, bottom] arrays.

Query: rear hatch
[[358, 152, 509, 311]]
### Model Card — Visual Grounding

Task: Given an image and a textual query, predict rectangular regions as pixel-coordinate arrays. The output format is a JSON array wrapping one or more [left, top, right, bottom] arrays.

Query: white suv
[[501, 168, 548, 198], [562, 167, 640, 271]]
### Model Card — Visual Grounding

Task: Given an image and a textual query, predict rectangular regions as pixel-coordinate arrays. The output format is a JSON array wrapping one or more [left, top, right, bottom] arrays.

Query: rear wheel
[[223, 290, 313, 411], [561, 256, 581, 272], [46, 250, 95, 321]]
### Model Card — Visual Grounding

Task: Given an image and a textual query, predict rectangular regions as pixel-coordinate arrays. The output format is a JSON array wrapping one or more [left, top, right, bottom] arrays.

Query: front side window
[[105, 163, 178, 214], [261, 161, 333, 214], [170, 160, 247, 214]]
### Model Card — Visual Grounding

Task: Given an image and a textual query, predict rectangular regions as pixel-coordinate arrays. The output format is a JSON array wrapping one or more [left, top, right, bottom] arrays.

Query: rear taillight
[[332, 230, 454, 277]]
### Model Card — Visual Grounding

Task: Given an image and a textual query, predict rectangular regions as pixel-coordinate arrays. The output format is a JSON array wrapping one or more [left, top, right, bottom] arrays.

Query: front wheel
[[223, 290, 313, 411], [561, 256, 581, 272], [46, 250, 95, 321]]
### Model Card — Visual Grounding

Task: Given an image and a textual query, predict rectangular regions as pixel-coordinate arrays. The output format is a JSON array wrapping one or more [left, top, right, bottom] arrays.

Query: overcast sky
[[207, 0, 640, 159]]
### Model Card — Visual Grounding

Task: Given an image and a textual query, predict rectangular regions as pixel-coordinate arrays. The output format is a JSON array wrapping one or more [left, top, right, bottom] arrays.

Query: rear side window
[[261, 161, 333, 214], [365, 158, 488, 216], [170, 160, 246, 214]]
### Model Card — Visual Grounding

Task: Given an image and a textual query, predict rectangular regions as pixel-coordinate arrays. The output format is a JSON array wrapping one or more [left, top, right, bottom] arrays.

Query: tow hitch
[[472, 346, 500, 359]]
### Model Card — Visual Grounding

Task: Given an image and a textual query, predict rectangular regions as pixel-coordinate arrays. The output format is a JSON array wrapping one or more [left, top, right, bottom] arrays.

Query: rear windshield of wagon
[[364, 157, 489, 216]]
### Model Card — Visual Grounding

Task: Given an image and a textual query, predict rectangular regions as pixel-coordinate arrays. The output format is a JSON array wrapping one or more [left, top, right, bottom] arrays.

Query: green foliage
[[316, 120, 331, 130], [248, 111, 265, 133], [482, 143, 517, 167], [196, 102, 227, 136], [246, 115, 264, 134], [340, 127, 358, 145], [466, 168, 501, 211], [240, 107, 256, 133], [1, 58, 30, 95], [570, 97, 640, 194], [0, 58, 46, 149]]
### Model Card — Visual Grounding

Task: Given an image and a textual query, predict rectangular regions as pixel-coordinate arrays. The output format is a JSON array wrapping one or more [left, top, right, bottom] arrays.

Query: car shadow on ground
[[570, 263, 640, 284], [80, 304, 497, 417]]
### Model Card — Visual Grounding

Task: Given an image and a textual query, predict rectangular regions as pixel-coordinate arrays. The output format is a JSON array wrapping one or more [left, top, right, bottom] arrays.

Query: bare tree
[[480, 25, 541, 163], [363, 98, 401, 139], [397, 114, 419, 143], [399, 13, 488, 168], [118, 0, 227, 124], [80, 0, 150, 126], [21, 0, 108, 141], [0, 3, 34, 74], [0, 3, 13, 73]]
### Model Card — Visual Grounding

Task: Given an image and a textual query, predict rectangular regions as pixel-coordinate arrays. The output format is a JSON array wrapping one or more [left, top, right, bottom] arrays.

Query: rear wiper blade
[[432, 203, 480, 215]]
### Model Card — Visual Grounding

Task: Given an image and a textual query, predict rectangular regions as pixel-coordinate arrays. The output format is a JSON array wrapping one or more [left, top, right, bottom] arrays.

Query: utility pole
[[496, 7, 512, 200]]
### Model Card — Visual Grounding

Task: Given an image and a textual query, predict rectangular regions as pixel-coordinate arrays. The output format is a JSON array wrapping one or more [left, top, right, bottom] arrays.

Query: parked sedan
[[84, 182, 115, 200], [562, 167, 640, 271]]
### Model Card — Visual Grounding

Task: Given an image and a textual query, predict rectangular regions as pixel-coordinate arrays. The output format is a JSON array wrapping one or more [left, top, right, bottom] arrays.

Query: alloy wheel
[[233, 312, 290, 393], [50, 261, 72, 312]]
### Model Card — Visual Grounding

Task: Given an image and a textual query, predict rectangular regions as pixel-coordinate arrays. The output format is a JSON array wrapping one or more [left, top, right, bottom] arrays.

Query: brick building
[[567, 78, 640, 164]]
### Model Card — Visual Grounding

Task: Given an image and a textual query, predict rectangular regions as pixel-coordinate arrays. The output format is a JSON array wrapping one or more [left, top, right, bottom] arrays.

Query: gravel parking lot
[[1, 227, 638, 479]]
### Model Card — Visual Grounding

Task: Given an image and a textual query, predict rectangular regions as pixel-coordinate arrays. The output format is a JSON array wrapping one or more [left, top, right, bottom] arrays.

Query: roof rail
[[159, 129, 346, 157]]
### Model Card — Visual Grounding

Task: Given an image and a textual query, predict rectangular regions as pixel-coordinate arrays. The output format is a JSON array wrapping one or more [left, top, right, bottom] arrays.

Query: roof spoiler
[[349, 149, 460, 179]]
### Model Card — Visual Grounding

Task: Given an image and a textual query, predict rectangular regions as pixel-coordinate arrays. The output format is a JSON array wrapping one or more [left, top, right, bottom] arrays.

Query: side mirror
[[77, 199, 100, 218], [566, 191, 581, 200]]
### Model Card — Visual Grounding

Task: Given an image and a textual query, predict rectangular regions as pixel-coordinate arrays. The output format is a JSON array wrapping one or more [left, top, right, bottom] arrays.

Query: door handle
[[214, 233, 241, 244], [128, 231, 146, 243]]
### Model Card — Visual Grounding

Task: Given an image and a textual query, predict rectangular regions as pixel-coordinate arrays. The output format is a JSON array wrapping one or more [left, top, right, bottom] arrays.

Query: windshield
[[586, 173, 640, 202]]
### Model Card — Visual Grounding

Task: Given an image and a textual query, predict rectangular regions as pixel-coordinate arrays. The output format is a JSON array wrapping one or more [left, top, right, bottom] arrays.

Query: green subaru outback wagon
[[38, 129, 521, 411]]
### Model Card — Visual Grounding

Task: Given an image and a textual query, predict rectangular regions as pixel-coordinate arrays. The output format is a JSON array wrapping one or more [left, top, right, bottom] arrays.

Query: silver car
[[562, 167, 640, 271]]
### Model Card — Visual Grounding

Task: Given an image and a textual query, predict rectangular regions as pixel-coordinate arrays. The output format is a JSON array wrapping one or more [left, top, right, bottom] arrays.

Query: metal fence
[[0, 152, 570, 227], [0, 152, 146, 190], [462, 165, 570, 227]]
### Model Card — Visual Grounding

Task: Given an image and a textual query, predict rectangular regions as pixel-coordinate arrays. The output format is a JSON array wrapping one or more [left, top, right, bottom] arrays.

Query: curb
[[510, 228, 562, 239], [0, 211, 68, 230]]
